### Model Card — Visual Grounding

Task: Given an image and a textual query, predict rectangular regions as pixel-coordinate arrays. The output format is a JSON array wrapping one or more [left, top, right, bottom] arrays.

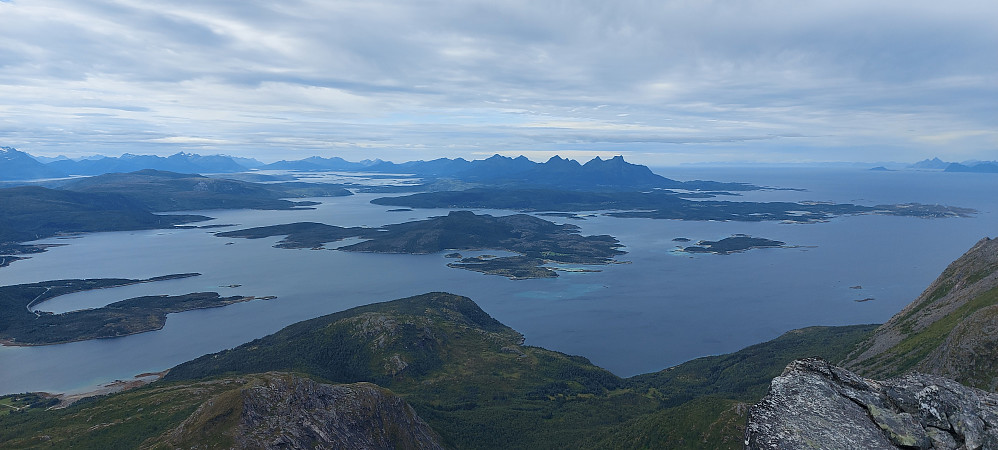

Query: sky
[[0, 0, 995, 165]]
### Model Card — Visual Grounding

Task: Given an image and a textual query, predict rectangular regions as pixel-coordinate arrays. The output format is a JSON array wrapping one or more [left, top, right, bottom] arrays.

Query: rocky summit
[[154, 372, 444, 450], [746, 357, 998, 449]]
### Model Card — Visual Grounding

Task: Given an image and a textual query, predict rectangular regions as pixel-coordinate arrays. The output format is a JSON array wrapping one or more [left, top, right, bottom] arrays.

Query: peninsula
[[0, 274, 260, 345]]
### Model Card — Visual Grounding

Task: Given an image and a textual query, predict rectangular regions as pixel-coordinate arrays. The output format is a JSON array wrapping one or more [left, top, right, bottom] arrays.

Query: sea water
[[0, 167, 995, 394]]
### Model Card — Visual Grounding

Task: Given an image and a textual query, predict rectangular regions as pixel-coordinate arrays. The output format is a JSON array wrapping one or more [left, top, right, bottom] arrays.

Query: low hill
[[842, 237, 998, 390]]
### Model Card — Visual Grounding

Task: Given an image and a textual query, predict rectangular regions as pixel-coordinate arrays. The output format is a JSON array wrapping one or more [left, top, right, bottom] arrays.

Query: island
[[370, 188, 975, 223], [678, 235, 787, 255], [216, 210, 625, 279], [0, 274, 263, 345]]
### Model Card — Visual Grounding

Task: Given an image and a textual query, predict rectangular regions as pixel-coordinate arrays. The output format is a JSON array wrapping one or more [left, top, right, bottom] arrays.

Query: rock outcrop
[[159, 372, 443, 449], [746, 358, 998, 449]]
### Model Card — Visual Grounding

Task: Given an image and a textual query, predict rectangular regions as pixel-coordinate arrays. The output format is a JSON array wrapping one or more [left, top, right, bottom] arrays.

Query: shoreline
[[46, 370, 170, 408]]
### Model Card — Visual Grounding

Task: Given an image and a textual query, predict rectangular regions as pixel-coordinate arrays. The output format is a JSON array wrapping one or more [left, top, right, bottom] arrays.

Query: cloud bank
[[0, 0, 995, 164]]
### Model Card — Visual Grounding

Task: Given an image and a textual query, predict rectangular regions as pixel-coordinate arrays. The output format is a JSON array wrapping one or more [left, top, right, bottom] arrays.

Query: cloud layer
[[0, 0, 995, 163]]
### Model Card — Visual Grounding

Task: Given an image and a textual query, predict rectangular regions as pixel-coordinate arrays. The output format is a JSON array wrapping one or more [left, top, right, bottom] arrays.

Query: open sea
[[1, 166, 995, 395]]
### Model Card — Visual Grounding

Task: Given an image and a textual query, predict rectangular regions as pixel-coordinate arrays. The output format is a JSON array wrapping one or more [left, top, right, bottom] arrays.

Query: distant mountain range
[[2, 146, 759, 191], [0, 147, 65, 181], [909, 157, 998, 173], [0, 147, 265, 181]]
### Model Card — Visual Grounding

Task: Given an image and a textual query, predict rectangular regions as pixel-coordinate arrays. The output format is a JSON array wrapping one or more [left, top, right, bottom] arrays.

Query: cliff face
[[843, 237, 998, 389], [746, 358, 998, 450], [152, 372, 443, 449]]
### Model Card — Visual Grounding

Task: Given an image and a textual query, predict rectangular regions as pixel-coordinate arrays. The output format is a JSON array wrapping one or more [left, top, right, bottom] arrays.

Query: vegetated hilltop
[[842, 237, 998, 391], [216, 210, 625, 279], [60, 169, 351, 211]]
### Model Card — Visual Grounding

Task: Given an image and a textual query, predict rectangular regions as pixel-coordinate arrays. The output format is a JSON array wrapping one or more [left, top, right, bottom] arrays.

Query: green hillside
[[843, 237, 998, 390]]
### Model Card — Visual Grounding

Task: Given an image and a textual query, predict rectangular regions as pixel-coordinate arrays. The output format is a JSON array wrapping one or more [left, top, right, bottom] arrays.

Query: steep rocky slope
[[843, 237, 998, 390], [746, 357, 998, 449]]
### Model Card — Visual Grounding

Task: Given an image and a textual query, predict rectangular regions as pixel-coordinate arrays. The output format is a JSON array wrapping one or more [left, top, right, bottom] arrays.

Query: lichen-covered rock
[[746, 357, 998, 450]]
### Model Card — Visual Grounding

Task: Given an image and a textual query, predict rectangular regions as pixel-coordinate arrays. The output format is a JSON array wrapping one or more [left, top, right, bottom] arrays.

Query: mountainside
[[60, 169, 351, 211], [842, 237, 998, 390], [746, 357, 998, 449], [0, 147, 65, 181]]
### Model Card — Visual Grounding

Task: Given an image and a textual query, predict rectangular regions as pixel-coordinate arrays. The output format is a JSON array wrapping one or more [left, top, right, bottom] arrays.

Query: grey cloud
[[0, 0, 995, 163]]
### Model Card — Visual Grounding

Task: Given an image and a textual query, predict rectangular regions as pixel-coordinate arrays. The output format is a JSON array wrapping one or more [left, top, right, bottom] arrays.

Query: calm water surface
[[0, 167, 995, 394]]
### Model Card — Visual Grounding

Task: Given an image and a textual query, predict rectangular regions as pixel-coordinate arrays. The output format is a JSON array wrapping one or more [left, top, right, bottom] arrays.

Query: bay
[[0, 167, 995, 394]]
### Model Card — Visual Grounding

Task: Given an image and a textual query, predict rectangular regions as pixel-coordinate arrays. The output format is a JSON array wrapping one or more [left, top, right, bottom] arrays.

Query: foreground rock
[[746, 357, 998, 449], [157, 372, 443, 449]]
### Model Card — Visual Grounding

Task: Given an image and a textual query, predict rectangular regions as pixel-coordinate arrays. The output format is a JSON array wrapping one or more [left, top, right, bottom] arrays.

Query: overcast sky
[[0, 0, 995, 164]]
